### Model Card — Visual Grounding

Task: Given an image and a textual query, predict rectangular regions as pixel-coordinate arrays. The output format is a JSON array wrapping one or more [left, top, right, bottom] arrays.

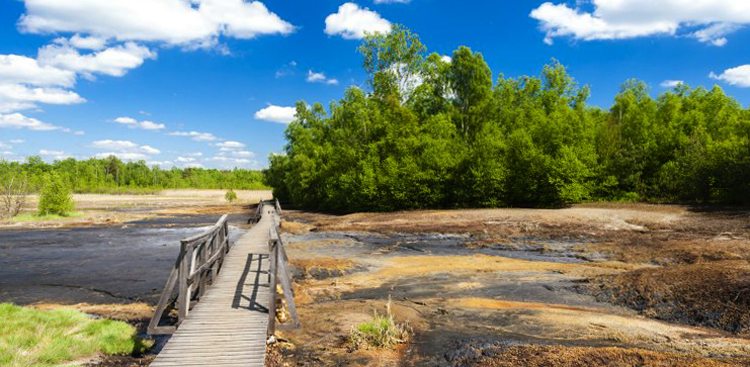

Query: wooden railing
[[148, 215, 231, 335], [267, 202, 300, 337]]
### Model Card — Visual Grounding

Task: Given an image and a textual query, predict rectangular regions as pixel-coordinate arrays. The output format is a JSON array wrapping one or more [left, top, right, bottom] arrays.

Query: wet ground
[[270, 205, 750, 367], [0, 213, 251, 305]]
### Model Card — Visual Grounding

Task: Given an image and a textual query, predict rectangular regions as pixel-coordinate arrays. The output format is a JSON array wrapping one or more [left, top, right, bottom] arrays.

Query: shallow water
[[0, 213, 250, 305]]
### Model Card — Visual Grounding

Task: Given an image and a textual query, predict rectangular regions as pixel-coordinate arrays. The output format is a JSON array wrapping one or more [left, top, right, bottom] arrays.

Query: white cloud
[[114, 116, 166, 130], [374, 0, 410, 3], [530, 0, 750, 46], [39, 149, 72, 159], [91, 139, 160, 156], [10, 139, 25, 144], [92, 139, 138, 150], [232, 150, 255, 158], [660, 80, 684, 88], [187, 152, 203, 157], [440, 55, 452, 63], [710, 65, 750, 88], [38, 42, 156, 78], [306, 70, 338, 85], [0, 54, 75, 87], [95, 152, 148, 160], [20, 0, 294, 48], [254, 104, 295, 124], [216, 141, 245, 149], [325, 3, 391, 40], [68, 34, 107, 50], [167, 131, 219, 141], [0, 112, 63, 131], [0, 83, 85, 112], [176, 156, 196, 163], [0, 54, 84, 113], [140, 145, 160, 155]]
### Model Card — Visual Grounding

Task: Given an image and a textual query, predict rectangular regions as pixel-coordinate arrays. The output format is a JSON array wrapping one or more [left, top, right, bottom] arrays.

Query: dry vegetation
[[463, 345, 750, 367]]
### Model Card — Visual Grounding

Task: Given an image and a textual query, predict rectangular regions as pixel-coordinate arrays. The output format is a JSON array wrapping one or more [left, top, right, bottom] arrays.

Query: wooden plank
[[151, 203, 275, 366]]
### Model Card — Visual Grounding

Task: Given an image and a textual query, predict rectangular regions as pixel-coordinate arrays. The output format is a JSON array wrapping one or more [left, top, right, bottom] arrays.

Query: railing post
[[178, 241, 192, 325], [267, 238, 278, 337]]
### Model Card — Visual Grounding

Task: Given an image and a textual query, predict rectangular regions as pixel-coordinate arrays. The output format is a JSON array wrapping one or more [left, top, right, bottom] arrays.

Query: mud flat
[[0, 190, 273, 305], [269, 204, 750, 367]]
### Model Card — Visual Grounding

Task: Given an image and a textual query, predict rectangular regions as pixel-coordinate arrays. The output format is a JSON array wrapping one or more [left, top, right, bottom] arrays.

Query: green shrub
[[349, 299, 411, 350], [225, 189, 238, 203], [38, 173, 74, 216]]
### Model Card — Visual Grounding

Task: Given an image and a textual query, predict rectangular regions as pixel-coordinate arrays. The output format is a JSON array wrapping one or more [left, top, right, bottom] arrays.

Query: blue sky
[[1, 0, 749, 169]]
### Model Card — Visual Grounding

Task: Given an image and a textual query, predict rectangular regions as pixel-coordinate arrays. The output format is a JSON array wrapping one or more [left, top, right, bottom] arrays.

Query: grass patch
[[10, 212, 82, 222], [349, 299, 411, 350], [0, 303, 150, 367]]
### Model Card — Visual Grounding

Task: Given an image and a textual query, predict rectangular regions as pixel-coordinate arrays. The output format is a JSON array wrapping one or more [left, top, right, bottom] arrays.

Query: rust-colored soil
[[467, 345, 750, 367], [586, 261, 750, 334]]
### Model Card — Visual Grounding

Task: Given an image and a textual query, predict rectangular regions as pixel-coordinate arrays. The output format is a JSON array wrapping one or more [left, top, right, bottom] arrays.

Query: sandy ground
[[0, 189, 272, 229], [269, 203, 750, 367]]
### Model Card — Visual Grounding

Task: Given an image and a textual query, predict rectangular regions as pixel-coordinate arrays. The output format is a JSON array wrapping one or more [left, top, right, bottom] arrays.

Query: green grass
[[10, 212, 82, 222], [0, 304, 148, 367], [349, 300, 411, 350]]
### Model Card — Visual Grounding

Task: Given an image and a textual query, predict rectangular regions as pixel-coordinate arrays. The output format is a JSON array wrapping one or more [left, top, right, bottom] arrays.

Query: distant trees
[[0, 157, 268, 194], [266, 25, 750, 211]]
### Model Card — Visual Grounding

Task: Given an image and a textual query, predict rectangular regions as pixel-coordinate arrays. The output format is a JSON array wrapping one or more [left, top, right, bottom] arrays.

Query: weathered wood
[[151, 204, 273, 366], [149, 214, 232, 334]]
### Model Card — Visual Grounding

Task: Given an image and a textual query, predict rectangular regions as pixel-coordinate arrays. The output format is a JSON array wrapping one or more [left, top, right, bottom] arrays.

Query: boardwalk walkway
[[150, 204, 276, 367]]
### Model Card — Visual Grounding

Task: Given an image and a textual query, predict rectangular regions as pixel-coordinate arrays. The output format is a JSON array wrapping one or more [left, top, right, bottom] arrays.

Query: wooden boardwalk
[[150, 204, 276, 367]]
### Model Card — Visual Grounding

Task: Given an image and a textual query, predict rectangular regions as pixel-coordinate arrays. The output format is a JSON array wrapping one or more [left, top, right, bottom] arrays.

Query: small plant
[[38, 173, 74, 216], [349, 297, 411, 350], [225, 189, 238, 203], [1, 175, 29, 219]]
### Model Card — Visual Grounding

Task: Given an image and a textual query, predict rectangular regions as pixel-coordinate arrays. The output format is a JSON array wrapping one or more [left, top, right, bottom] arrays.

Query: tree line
[[0, 156, 267, 193], [265, 25, 750, 211]]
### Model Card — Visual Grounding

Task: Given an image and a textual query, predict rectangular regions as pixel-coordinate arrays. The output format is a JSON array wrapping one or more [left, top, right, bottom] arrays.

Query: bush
[[349, 299, 411, 350], [38, 173, 74, 216], [225, 189, 238, 203]]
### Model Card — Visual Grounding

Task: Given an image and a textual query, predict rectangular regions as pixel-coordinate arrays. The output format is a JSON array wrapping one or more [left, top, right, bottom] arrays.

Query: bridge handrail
[[267, 202, 301, 338], [148, 214, 232, 335]]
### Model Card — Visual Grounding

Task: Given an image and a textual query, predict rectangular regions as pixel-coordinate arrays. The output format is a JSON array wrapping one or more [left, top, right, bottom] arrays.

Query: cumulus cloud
[[114, 116, 166, 130], [0, 54, 84, 113], [167, 131, 219, 141], [0, 112, 64, 131], [19, 0, 294, 47], [0, 83, 85, 113], [530, 0, 750, 46], [39, 149, 72, 159], [254, 104, 296, 124], [0, 54, 75, 87], [660, 80, 684, 88], [91, 139, 161, 158], [307, 70, 338, 85], [710, 65, 750, 88], [38, 42, 156, 79], [176, 156, 196, 163], [68, 34, 107, 50], [216, 141, 245, 149], [325, 3, 391, 40]]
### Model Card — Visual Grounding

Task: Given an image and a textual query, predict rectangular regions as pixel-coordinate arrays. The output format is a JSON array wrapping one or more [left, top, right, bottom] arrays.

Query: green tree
[[38, 173, 75, 216]]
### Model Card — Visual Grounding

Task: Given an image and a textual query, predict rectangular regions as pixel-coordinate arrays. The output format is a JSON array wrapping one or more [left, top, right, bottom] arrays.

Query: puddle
[[0, 213, 250, 305]]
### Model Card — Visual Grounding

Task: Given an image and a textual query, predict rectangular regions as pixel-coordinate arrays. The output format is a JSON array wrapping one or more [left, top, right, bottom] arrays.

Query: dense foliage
[[0, 156, 267, 193], [38, 173, 74, 216], [266, 26, 750, 211]]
